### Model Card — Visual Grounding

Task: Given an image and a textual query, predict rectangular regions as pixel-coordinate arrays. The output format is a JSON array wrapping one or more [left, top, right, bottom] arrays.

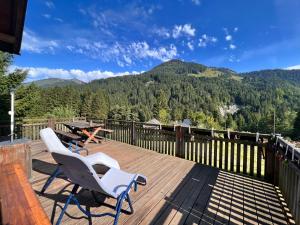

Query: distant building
[[143, 118, 162, 129], [181, 119, 192, 127]]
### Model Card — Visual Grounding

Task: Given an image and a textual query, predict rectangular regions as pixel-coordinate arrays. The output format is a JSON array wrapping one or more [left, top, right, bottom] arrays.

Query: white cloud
[[198, 34, 218, 48], [130, 42, 177, 61], [153, 27, 170, 38], [84, 3, 158, 35], [234, 27, 239, 32], [43, 14, 51, 19], [42, 14, 63, 23], [225, 35, 232, 41], [54, 18, 63, 23], [45, 1, 55, 9], [67, 38, 178, 65], [286, 65, 300, 70], [229, 44, 236, 49], [172, 24, 196, 38], [187, 41, 194, 50], [13, 66, 143, 82], [211, 37, 218, 42], [191, 0, 201, 5], [228, 55, 240, 63], [21, 30, 59, 53]]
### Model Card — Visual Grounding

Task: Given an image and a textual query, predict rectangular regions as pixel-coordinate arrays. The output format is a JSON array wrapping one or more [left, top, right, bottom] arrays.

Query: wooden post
[[131, 121, 136, 145], [273, 150, 280, 186], [175, 126, 184, 158], [47, 118, 55, 129], [265, 140, 275, 184]]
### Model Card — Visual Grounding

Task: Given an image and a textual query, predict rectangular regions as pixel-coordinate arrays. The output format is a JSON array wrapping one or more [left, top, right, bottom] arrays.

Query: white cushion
[[85, 152, 120, 169], [100, 168, 137, 198]]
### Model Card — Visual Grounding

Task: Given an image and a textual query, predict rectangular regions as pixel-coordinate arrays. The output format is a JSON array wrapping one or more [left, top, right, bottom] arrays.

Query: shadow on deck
[[30, 140, 293, 225]]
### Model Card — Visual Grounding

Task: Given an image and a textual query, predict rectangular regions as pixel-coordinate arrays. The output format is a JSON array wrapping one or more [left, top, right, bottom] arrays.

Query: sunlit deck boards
[[30, 140, 292, 225]]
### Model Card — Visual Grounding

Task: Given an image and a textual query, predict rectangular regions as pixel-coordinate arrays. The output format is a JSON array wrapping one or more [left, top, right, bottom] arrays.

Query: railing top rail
[[107, 120, 272, 138], [21, 123, 48, 126], [276, 136, 300, 160]]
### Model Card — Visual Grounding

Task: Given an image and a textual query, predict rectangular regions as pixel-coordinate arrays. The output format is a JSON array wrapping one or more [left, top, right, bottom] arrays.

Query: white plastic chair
[[40, 128, 120, 193], [51, 147, 140, 225]]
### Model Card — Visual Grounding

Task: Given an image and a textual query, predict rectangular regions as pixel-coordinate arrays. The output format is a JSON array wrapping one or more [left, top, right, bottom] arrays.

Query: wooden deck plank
[[28, 140, 291, 225], [122, 159, 194, 225], [183, 167, 219, 225], [147, 164, 206, 225]]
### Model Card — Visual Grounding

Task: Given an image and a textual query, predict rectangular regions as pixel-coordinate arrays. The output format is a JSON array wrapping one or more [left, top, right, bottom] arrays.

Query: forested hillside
[[86, 60, 300, 136], [25, 78, 85, 88], [1, 53, 300, 138]]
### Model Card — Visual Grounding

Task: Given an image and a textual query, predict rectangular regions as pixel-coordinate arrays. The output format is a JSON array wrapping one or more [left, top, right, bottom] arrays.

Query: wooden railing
[[273, 137, 300, 224], [0, 118, 287, 179], [104, 119, 272, 178], [0, 117, 86, 141], [105, 119, 300, 224]]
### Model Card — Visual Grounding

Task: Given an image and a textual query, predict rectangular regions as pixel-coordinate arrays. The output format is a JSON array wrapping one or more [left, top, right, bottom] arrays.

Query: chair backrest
[[51, 152, 112, 195], [40, 128, 70, 155], [40, 128, 112, 196]]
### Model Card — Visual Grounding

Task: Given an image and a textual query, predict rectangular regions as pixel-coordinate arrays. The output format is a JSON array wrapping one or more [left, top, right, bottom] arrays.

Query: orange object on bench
[[0, 163, 50, 225]]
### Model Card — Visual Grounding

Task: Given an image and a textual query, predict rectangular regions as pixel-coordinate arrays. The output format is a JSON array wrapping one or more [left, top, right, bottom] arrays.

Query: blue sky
[[13, 0, 300, 82]]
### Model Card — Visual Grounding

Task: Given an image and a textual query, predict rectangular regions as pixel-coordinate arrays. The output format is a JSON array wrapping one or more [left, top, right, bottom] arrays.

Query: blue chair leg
[[56, 184, 79, 225], [126, 194, 134, 214], [41, 166, 61, 194], [113, 195, 124, 225], [54, 180, 137, 225], [68, 141, 73, 151]]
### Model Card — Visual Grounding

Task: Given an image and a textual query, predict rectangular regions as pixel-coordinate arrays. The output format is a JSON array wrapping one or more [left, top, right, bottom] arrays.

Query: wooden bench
[[54, 130, 88, 154], [95, 128, 113, 140], [54, 130, 82, 141], [0, 163, 50, 225], [98, 128, 113, 133], [55, 130, 84, 145]]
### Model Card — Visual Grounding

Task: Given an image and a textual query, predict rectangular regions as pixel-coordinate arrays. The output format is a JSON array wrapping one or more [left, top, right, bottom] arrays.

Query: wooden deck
[[30, 140, 293, 225]]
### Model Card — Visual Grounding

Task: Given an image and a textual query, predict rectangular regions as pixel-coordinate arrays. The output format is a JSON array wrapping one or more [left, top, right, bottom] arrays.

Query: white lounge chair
[[40, 128, 120, 194], [50, 143, 142, 225]]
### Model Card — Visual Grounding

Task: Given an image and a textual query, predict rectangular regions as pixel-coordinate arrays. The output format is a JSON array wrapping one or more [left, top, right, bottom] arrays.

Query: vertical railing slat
[[208, 140, 212, 166], [250, 145, 255, 176], [219, 141, 223, 169], [225, 141, 229, 170], [230, 142, 235, 172], [236, 143, 241, 173], [214, 140, 218, 167], [257, 145, 262, 178], [243, 144, 248, 174]]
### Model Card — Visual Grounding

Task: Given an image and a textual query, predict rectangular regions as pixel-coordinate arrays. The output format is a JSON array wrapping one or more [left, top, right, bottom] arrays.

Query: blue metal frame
[[55, 179, 137, 225], [41, 142, 88, 194], [41, 166, 62, 194], [68, 141, 89, 155]]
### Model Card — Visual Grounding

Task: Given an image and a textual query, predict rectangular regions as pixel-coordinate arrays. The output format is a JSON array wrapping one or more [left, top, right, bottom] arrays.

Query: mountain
[[17, 59, 300, 138], [145, 59, 239, 79], [25, 78, 86, 88], [86, 60, 300, 135], [240, 69, 300, 84]]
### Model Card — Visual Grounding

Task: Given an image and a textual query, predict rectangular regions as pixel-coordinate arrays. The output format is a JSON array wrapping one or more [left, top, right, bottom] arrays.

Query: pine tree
[[0, 52, 27, 121], [91, 90, 109, 119], [293, 111, 300, 140], [80, 91, 93, 118]]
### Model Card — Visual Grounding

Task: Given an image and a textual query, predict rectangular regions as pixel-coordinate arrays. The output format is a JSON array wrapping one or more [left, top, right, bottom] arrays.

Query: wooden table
[[64, 122, 104, 145], [0, 163, 51, 225]]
